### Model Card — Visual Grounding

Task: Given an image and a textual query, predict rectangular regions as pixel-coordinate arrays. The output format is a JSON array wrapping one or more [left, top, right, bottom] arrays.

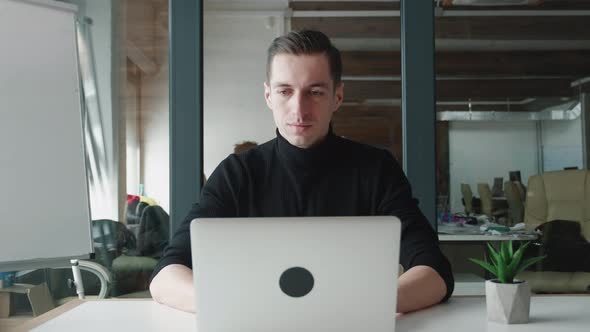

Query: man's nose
[[290, 92, 309, 118]]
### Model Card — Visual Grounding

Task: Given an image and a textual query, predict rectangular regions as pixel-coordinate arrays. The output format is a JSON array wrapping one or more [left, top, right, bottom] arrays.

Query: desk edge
[[11, 298, 153, 331]]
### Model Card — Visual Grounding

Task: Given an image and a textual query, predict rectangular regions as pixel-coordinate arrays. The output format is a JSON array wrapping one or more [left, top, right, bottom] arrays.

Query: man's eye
[[311, 90, 324, 96], [277, 90, 290, 96]]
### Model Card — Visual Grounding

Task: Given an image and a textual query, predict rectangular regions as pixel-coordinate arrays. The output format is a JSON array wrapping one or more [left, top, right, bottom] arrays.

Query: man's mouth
[[288, 123, 312, 133]]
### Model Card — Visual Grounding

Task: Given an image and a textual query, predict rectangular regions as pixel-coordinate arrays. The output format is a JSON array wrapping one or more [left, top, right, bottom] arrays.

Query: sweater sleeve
[[376, 152, 454, 302], [149, 155, 244, 284]]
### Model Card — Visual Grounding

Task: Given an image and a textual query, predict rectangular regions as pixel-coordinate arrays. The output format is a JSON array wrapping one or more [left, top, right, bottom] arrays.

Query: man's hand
[[150, 264, 195, 313], [149, 263, 446, 314], [397, 265, 447, 313]]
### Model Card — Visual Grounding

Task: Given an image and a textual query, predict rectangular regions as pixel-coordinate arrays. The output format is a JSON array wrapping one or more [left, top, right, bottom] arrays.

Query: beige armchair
[[516, 170, 590, 293]]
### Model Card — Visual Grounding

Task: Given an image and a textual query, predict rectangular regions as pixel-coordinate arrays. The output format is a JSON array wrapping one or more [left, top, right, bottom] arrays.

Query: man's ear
[[264, 81, 273, 110], [333, 82, 344, 112]]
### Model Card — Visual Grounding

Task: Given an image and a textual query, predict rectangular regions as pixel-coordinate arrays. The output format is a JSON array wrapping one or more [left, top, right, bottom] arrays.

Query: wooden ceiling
[[290, 0, 590, 156], [289, 1, 590, 104], [292, 16, 590, 40], [290, 1, 590, 11], [342, 50, 590, 77]]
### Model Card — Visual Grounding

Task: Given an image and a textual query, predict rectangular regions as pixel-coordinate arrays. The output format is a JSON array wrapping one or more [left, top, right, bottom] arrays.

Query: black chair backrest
[[91, 219, 137, 267], [137, 206, 170, 258], [127, 201, 149, 225], [126, 199, 140, 224]]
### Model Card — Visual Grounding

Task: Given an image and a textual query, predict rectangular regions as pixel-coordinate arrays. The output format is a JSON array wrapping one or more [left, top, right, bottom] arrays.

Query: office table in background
[[16, 296, 590, 331], [437, 223, 538, 242]]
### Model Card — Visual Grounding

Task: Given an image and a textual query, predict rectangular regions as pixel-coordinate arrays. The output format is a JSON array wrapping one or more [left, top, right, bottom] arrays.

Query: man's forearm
[[397, 265, 447, 313], [149, 264, 195, 313]]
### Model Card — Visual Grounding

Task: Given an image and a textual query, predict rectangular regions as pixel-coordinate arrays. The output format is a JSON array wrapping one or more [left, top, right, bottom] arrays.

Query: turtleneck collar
[[275, 126, 339, 171]]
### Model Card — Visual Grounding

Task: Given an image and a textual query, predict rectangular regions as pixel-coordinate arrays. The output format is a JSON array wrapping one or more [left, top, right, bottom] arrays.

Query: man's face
[[264, 53, 344, 148]]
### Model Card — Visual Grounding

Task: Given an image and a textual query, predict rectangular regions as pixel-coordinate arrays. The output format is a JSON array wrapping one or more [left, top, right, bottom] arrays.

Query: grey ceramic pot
[[485, 279, 531, 324]]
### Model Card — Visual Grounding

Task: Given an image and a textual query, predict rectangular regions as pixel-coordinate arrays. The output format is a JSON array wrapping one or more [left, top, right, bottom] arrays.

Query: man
[[149, 30, 454, 314]]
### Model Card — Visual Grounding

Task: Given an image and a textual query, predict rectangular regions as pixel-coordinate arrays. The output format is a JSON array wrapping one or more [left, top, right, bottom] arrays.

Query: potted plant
[[469, 241, 545, 324]]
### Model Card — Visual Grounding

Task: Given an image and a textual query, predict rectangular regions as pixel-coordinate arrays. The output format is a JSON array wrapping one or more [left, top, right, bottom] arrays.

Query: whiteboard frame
[[0, 0, 94, 272], [13, 0, 77, 13]]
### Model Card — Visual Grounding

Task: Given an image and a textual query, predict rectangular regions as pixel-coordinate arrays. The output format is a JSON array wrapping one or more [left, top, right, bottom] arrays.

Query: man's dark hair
[[266, 30, 342, 88]]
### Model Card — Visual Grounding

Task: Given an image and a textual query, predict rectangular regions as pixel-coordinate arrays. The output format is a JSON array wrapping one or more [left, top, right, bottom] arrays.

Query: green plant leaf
[[501, 241, 511, 265], [507, 241, 530, 279], [472, 241, 545, 284], [487, 243, 502, 267], [506, 258, 519, 281], [497, 258, 508, 283], [515, 255, 547, 275], [468, 258, 498, 278], [514, 241, 531, 258]]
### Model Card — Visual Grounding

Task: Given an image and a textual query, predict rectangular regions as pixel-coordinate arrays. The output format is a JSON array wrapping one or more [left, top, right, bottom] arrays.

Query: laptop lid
[[190, 216, 401, 332]]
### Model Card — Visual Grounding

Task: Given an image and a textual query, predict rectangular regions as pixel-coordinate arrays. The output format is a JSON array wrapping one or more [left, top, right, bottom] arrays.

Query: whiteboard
[[542, 145, 583, 172], [0, 0, 92, 271]]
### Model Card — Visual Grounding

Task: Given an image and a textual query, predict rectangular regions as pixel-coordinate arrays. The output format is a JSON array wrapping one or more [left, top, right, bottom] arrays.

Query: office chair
[[517, 170, 590, 293], [111, 206, 169, 296], [461, 183, 475, 214], [504, 181, 524, 226], [492, 177, 504, 197], [137, 205, 170, 258], [478, 183, 508, 220]]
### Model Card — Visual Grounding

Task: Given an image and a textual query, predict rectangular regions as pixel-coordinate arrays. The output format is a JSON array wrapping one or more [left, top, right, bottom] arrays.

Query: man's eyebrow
[[272, 82, 330, 88], [308, 82, 329, 88], [272, 82, 292, 88]]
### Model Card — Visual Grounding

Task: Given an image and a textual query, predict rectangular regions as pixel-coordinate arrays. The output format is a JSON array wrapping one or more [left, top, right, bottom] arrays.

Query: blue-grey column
[[400, 0, 437, 229], [169, 0, 203, 233], [582, 92, 590, 169]]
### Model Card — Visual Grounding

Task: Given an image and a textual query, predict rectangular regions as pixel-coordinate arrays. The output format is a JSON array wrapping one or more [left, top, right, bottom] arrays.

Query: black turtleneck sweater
[[152, 130, 454, 301]]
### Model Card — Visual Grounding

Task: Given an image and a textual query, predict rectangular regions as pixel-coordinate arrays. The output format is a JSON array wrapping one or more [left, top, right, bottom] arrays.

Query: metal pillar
[[401, 0, 437, 229], [169, 0, 203, 233]]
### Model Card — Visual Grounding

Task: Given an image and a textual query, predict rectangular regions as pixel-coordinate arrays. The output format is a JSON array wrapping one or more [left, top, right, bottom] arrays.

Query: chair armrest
[[54, 260, 112, 299]]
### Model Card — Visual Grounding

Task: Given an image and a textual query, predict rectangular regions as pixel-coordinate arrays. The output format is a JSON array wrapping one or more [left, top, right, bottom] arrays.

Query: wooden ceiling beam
[[343, 78, 574, 101], [444, 0, 590, 10], [291, 16, 590, 40], [341, 50, 590, 78], [336, 104, 528, 115], [290, 1, 399, 11], [289, 0, 590, 11]]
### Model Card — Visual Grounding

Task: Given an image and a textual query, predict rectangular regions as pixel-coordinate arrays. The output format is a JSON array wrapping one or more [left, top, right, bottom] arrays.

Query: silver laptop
[[190, 216, 401, 332]]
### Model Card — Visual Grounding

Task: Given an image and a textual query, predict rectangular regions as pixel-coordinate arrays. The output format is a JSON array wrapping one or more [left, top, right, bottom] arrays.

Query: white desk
[[17, 299, 195, 332], [397, 296, 590, 332], [16, 296, 590, 331], [453, 273, 486, 296]]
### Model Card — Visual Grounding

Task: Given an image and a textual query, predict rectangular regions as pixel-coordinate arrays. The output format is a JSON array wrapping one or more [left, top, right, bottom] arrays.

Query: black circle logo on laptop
[[279, 267, 314, 298]]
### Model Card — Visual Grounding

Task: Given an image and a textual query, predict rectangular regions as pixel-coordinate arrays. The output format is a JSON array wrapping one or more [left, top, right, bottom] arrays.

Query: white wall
[[448, 121, 540, 213], [203, 14, 281, 177], [126, 0, 171, 212], [141, 56, 170, 212], [541, 117, 583, 172]]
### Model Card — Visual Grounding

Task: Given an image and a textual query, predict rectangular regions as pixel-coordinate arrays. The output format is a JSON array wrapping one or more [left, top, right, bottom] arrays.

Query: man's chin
[[285, 134, 314, 149]]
